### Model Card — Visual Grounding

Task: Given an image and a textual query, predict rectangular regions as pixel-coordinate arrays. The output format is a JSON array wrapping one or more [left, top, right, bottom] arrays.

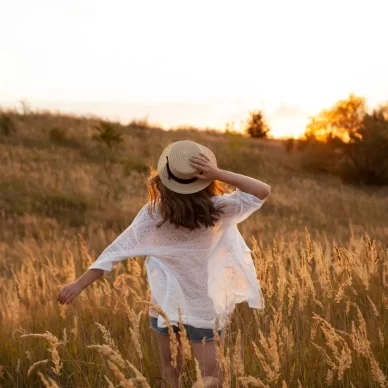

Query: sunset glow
[[1, 0, 388, 138]]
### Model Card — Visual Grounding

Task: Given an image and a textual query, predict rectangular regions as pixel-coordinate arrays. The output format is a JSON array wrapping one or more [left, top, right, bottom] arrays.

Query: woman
[[58, 140, 271, 387]]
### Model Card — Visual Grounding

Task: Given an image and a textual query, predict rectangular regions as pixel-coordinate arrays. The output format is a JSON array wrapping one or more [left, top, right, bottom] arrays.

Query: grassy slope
[[0, 111, 387, 387], [1, 111, 387, 247]]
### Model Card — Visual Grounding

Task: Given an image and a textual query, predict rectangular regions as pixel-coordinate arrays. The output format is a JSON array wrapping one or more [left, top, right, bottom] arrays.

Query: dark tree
[[343, 107, 388, 185], [245, 111, 270, 138], [93, 121, 123, 148]]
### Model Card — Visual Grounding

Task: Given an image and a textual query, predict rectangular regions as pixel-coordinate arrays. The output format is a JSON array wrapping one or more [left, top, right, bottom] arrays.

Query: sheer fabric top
[[89, 189, 266, 329]]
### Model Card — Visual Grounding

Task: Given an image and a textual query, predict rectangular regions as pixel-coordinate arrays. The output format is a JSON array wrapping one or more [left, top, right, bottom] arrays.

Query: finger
[[61, 290, 70, 304], [58, 290, 65, 303], [192, 155, 208, 162], [189, 163, 205, 171], [65, 291, 74, 302], [193, 153, 207, 158], [189, 162, 205, 174], [67, 292, 78, 304], [199, 153, 211, 161], [189, 159, 206, 167], [195, 173, 207, 180]]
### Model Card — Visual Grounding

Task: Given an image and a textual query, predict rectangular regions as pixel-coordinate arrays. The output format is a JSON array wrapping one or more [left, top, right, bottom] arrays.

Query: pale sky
[[1, 0, 388, 137]]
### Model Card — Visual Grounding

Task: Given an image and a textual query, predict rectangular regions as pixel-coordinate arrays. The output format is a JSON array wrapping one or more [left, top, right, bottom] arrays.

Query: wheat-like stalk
[[21, 332, 63, 376], [237, 376, 270, 388], [104, 375, 115, 388], [88, 344, 126, 369], [138, 301, 179, 368], [127, 307, 144, 360], [107, 361, 134, 388], [194, 358, 204, 388], [37, 372, 60, 388], [94, 322, 118, 351], [125, 360, 150, 387], [232, 329, 244, 377], [178, 307, 192, 360], [27, 359, 49, 377]]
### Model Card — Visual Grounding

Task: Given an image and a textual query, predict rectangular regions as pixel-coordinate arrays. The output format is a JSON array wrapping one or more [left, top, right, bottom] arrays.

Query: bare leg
[[191, 340, 221, 388], [153, 331, 180, 388]]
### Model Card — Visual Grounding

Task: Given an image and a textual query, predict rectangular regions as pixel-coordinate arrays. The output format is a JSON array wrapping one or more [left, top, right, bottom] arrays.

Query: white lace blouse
[[89, 189, 266, 329]]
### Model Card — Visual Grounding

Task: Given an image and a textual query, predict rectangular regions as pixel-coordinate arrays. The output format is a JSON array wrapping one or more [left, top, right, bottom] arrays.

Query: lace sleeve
[[214, 189, 266, 225], [88, 205, 147, 273]]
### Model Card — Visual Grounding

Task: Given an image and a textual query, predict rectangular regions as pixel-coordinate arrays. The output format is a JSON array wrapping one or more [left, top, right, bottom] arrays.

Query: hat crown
[[167, 141, 200, 179], [157, 139, 216, 194]]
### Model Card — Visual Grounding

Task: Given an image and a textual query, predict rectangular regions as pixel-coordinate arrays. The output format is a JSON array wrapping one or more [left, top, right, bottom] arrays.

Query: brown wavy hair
[[147, 172, 225, 230]]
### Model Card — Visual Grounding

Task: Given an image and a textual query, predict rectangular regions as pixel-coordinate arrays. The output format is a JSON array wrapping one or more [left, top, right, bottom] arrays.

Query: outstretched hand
[[189, 153, 222, 180], [57, 281, 82, 304]]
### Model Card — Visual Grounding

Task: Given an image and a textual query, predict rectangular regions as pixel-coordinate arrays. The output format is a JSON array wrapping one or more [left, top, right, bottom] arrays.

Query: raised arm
[[216, 170, 270, 200], [189, 153, 271, 200]]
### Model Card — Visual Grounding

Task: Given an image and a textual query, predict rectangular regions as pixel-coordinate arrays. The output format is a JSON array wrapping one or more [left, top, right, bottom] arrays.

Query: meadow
[[0, 111, 387, 387]]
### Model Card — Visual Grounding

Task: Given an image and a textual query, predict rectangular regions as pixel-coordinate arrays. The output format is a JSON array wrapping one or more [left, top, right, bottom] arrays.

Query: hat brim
[[157, 143, 217, 194]]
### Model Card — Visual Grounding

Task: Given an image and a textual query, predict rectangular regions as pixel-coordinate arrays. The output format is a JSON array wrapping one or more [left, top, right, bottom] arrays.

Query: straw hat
[[157, 140, 217, 194]]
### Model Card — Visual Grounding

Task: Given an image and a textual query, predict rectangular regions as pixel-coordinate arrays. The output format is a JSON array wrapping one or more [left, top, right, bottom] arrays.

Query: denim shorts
[[150, 316, 222, 342]]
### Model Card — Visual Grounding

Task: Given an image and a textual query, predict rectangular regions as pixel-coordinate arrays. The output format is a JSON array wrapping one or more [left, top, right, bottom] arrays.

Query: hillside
[[0, 111, 387, 250], [1, 111, 388, 387]]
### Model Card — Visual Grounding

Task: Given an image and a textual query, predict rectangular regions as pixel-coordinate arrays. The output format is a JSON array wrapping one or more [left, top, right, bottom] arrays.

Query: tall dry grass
[[0, 111, 387, 387]]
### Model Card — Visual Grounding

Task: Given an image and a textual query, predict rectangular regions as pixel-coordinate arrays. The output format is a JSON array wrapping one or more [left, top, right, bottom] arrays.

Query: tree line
[[244, 95, 388, 185]]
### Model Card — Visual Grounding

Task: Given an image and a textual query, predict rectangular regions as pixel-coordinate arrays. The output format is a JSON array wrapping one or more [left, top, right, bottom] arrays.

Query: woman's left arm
[[57, 204, 148, 305], [57, 269, 103, 304]]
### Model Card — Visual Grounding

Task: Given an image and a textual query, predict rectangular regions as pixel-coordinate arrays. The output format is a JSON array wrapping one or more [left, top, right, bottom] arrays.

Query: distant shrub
[[0, 114, 15, 136], [300, 107, 388, 185], [284, 138, 295, 152], [93, 121, 123, 148], [301, 96, 388, 185], [49, 127, 67, 144], [341, 109, 388, 185]]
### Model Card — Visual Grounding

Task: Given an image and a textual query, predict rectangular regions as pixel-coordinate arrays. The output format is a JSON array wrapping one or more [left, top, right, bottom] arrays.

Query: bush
[[341, 109, 388, 185], [300, 106, 388, 185], [0, 114, 15, 136], [93, 121, 123, 148]]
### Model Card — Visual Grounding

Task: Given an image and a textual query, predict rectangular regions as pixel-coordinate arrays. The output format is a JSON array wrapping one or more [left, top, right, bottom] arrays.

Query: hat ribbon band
[[166, 156, 198, 184]]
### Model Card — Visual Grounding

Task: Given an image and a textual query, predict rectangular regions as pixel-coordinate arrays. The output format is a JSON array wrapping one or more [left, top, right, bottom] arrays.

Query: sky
[[1, 0, 388, 138]]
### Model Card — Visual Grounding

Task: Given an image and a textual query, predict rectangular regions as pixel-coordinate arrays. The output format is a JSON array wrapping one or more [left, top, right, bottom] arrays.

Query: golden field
[[0, 111, 388, 387]]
